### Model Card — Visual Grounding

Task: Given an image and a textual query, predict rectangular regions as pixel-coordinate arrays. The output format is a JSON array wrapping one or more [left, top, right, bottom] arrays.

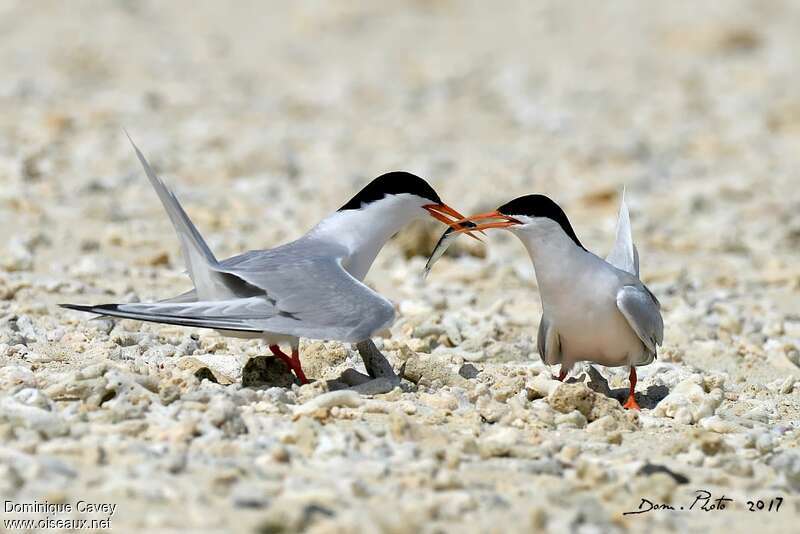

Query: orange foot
[[622, 395, 641, 411]]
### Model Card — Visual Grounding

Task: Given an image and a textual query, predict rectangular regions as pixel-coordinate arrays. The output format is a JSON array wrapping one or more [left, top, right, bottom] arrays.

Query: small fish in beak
[[423, 220, 478, 278], [422, 208, 521, 277], [423, 203, 483, 241], [449, 210, 522, 233]]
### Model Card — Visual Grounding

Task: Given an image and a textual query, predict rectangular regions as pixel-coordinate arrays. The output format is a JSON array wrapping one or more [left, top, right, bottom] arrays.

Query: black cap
[[498, 194, 585, 249], [338, 171, 441, 211]]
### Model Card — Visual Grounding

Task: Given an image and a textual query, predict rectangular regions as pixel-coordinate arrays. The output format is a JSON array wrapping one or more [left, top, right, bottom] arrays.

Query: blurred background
[[1, 0, 798, 299], [1, 1, 800, 532]]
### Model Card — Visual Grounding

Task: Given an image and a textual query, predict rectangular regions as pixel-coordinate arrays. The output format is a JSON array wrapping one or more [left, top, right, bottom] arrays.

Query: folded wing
[[212, 251, 397, 342], [616, 285, 663, 354], [64, 253, 396, 343]]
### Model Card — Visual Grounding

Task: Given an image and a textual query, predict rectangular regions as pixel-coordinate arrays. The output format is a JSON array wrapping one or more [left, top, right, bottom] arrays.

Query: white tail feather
[[606, 187, 639, 276], [125, 132, 223, 298]]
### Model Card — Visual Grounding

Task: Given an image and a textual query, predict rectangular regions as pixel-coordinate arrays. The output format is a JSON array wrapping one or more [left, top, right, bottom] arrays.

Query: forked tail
[[125, 132, 221, 297]]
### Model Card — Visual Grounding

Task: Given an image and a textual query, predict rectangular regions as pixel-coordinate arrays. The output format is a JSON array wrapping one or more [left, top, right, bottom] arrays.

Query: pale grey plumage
[[64, 136, 396, 344], [99, 249, 396, 342], [616, 285, 663, 354], [523, 191, 662, 371], [537, 315, 561, 365], [605, 188, 640, 277], [125, 132, 221, 298], [605, 190, 663, 362]]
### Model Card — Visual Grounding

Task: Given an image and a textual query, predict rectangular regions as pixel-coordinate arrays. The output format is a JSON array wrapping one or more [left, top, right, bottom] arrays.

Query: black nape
[[338, 171, 441, 211], [498, 194, 585, 250]]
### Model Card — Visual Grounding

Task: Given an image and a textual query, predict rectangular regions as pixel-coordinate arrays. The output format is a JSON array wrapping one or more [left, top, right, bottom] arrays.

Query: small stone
[[0, 366, 36, 390], [548, 383, 594, 417], [555, 409, 587, 428], [586, 414, 618, 434], [755, 433, 775, 454], [653, 376, 723, 424], [575, 459, 609, 484], [159, 384, 181, 405], [700, 415, 740, 433], [478, 427, 520, 458], [242, 356, 297, 389], [779, 376, 796, 394], [270, 445, 290, 463], [147, 251, 170, 266], [477, 397, 510, 423], [770, 453, 800, 491], [351, 377, 397, 395], [400, 350, 466, 387], [0, 395, 67, 438], [559, 445, 580, 463], [698, 433, 728, 456], [293, 390, 363, 418], [458, 363, 479, 379], [194, 367, 218, 383]]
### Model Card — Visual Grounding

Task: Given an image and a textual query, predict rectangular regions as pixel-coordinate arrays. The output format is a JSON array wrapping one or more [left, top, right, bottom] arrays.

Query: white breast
[[514, 221, 647, 368], [546, 267, 645, 367]]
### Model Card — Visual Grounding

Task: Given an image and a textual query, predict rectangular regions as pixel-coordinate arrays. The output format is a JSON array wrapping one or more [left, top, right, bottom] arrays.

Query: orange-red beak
[[449, 210, 522, 233], [423, 203, 483, 241]]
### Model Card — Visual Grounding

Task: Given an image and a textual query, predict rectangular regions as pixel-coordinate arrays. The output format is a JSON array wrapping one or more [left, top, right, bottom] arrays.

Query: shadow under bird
[[62, 136, 473, 384], [442, 192, 663, 410]]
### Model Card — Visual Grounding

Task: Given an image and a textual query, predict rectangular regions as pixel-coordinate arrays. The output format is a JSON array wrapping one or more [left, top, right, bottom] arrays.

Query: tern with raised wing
[[445, 192, 663, 410], [62, 136, 472, 384]]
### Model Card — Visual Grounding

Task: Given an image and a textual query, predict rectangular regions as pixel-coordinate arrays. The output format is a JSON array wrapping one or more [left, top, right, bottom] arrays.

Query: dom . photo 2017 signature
[[623, 490, 784, 515]]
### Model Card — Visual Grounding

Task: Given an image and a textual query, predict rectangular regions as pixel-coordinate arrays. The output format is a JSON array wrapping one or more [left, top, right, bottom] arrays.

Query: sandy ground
[[1, 1, 799, 532]]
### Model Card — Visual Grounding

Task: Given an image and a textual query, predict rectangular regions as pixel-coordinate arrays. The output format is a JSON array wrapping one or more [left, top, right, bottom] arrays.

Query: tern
[[62, 136, 472, 384], [449, 193, 663, 410]]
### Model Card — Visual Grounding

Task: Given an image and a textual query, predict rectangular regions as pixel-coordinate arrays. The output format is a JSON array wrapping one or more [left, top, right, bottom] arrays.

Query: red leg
[[622, 367, 640, 410], [269, 345, 309, 384], [552, 368, 567, 381], [269, 345, 293, 368], [290, 349, 308, 385]]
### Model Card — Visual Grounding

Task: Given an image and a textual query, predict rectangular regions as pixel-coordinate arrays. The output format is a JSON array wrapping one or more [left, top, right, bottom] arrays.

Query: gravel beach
[[1, 1, 799, 532]]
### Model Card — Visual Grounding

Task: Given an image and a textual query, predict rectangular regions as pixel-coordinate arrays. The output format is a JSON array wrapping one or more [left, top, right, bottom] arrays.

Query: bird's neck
[[515, 224, 590, 307], [310, 199, 418, 281]]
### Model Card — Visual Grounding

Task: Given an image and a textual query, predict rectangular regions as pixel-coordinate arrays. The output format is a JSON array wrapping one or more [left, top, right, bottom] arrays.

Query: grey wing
[[605, 188, 639, 277], [69, 241, 397, 342], [159, 289, 197, 303], [63, 298, 280, 333], [536, 314, 561, 365], [213, 248, 396, 342], [616, 285, 663, 353], [536, 315, 548, 359]]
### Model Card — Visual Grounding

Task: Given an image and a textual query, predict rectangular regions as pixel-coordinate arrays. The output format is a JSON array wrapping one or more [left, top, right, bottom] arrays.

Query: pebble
[[478, 427, 521, 458], [652, 376, 723, 424], [241, 356, 297, 389], [293, 390, 364, 418], [770, 453, 800, 491], [1, 4, 798, 531], [555, 410, 588, 428], [0, 394, 67, 438]]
